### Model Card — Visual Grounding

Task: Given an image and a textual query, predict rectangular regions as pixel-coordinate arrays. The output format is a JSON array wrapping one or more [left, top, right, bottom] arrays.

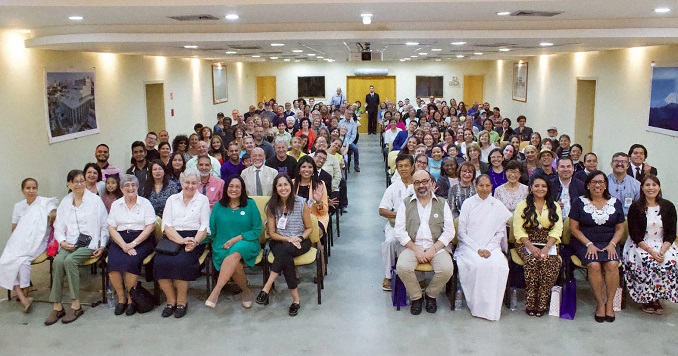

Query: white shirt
[[379, 179, 414, 232], [394, 195, 455, 253], [383, 128, 402, 146], [559, 178, 572, 218], [12, 200, 31, 224], [310, 152, 341, 192], [54, 190, 109, 249], [161, 192, 211, 233], [107, 196, 156, 231]]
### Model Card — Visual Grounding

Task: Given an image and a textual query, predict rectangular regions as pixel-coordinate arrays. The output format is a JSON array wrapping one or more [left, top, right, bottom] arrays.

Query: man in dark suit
[[551, 157, 586, 218], [627, 144, 658, 182], [365, 85, 380, 135]]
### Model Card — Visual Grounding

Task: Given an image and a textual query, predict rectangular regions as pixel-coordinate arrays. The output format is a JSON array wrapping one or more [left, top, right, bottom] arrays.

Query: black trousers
[[269, 238, 312, 289], [367, 110, 377, 134]]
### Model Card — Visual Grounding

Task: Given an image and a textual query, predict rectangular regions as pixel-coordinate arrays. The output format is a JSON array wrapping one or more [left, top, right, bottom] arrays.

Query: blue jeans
[[347, 143, 360, 167]]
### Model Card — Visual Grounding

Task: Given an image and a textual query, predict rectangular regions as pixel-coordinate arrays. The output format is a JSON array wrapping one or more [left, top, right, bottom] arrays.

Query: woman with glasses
[[448, 162, 477, 219], [569, 170, 626, 323]]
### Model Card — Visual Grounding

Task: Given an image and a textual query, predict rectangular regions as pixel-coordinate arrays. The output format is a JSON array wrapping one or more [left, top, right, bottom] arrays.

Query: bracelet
[[585, 242, 593, 247], [610, 241, 617, 247]]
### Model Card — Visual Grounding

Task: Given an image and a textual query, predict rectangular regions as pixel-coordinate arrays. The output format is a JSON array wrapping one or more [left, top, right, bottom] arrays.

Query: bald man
[[240, 147, 278, 196]]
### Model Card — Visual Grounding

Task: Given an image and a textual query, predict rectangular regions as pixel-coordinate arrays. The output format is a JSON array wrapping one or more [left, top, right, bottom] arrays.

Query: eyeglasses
[[71, 180, 85, 186], [589, 180, 606, 186], [413, 179, 430, 187], [416, 160, 428, 165], [612, 159, 629, 165]]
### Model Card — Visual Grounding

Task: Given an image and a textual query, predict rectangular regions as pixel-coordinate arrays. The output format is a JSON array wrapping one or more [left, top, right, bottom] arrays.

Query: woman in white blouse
[[45, 170, 109, 326], [107, 174, 156, 316], [154, 169, 210, 319]]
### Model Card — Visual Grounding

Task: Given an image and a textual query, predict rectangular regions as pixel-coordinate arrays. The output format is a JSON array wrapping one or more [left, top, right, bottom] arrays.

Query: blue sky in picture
[[649, 67, 678, 132]]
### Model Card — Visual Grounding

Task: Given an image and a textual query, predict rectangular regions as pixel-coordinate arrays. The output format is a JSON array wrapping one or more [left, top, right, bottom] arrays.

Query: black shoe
[[410, 297, 423, 315], [425, 295, 437, 313], [125, 303, 137, 316], [114, 302, 128, 316], [594, 314, 605, 323], [354, 166, 360, 172], [256, 291, 269, 305], [289, 303, 300, 316], [605, 314, 615, 323], [161, 304, 175, 318], [174, 303, 187, 318]]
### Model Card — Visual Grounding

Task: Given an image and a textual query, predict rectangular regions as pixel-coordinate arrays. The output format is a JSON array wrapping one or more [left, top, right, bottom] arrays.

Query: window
[[416, 76, 444, 97], [297, 76, 326, 98]]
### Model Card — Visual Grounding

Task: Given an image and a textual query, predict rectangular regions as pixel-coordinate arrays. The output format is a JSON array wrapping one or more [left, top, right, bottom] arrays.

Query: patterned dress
[[622, 206, 678, 303], [494, 183, 529, 214], [147, 184, 179, 217]]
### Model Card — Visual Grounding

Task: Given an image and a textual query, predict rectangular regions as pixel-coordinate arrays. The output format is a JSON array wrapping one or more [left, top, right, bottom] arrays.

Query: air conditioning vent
[[168, 14, 220, 21], [229, 45, 262, 50], [511, 10, 563, 17]]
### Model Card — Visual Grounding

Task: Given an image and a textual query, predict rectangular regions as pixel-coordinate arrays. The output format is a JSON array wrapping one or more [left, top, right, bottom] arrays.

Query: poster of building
[[648, 66, 678, 136], [45, 71, 98, 144]]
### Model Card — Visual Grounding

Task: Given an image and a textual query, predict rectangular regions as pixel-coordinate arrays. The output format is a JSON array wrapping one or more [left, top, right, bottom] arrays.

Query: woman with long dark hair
[[512, 174, 563, 317], [144, 159, 179, 217]]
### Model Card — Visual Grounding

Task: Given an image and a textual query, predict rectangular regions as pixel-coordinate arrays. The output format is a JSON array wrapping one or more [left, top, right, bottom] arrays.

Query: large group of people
[[1, 92, 675, 327], [379, 96, 676, 321]]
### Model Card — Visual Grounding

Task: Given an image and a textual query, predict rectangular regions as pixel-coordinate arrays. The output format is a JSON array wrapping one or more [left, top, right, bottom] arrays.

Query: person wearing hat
[[532, 148, 558, 185]]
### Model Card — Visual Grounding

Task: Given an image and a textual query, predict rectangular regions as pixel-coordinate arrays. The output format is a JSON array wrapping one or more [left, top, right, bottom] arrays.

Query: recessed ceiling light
[[431, 48, 442, 52], [435, 59, 441, 62], [474, 52, 483, 55], [284, 59, 291, 62], [292, 49, 303, 53], [270, 57, 278, 59], [456, 55, 464, 58], [654, 7, 671, 13], [451, 42, 467, 45], [184, 45, 198, 49], [361, 13, 373, 25], [17, 29, 31, 34], [271, 43, 284, 47], [419, 53, 428, 55], [68, 16, 83, 21], [307, 53, 316, 56], [400, 59, 406, 62], [294, 60, 301, 62], [499, 48, 510, 52], [317, 56, 324, 59], [225, 14, 239, 20], [411, 55, 418, 58], [225, 51, 236, 54], [540, 42, 554, 47], [252, 55, 260, 58], [497, 11, 511, 16], [405, 42, 419, 46]]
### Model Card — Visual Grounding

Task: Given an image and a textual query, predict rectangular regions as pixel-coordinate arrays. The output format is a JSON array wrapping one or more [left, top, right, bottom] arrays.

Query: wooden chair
[[265, 215, 323, 304]]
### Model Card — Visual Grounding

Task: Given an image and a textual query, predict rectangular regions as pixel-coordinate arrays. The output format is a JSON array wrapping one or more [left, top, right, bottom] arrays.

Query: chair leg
[[336, 211, 340, 238], [619, 266, 627, 310], [49, 259, 53, 288], [101, 260, 107, 304], [316, 250, 322, 305], [6, 290, 10, 301], [153, 280, 161, 306]]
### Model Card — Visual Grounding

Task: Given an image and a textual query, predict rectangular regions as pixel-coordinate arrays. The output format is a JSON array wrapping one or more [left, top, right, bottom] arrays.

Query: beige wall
[[484, 45, 678, 199]]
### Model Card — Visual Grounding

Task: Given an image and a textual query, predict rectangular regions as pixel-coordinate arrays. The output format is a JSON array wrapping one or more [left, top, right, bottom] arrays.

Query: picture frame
[[512, 62, 528, 102], [45, 70, 99, 144], [212, 63, 228, 104], [647, 66, 678, 137]]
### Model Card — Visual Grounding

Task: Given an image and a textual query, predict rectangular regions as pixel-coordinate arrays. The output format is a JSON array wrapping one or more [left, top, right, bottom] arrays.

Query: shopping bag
[[549, 286, 562, 317], [560, 277, 576, 320], [391, 266, 407, 307]]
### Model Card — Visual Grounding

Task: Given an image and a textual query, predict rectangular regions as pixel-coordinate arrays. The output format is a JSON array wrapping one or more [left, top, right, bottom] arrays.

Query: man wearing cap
[[259, 102, 277, 123], [532, 148, 557, 185]]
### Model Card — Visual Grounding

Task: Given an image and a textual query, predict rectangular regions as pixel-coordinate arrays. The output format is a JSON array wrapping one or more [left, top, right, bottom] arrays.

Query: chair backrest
[[500, 140, 509, 148], [519, 141, 529, 151], [507, 216, 516, 244], [451, 218, 459, 245], [309, 215, 320, 244], [561, 217, 571, 245], [388, 150, 400, 174], [251, 196, 270, 245], [154, 216, 163, 243]]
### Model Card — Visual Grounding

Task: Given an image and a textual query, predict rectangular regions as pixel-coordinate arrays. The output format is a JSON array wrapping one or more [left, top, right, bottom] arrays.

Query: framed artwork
[[45, 70, 99, 144], [298, 76, 325, 98], [648, 66, 678, 136], [512, 62, 528, 102], [212, 63, 228, 104]]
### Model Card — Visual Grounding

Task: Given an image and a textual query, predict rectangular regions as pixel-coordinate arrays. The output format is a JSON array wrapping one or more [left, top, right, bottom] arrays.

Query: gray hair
[[119, 174, 139, 187], [180, 168, 200, 183]]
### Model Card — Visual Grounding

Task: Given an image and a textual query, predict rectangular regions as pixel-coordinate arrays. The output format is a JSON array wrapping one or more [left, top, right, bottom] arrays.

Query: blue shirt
[[607, 173, 640, 217], [338, 119, 357, 146]]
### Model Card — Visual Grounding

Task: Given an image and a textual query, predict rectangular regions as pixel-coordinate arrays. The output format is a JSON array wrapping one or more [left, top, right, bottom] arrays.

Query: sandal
[[642, 303, 656, 314], [654, 301, 664, 315], [525, 308, 536, 317]]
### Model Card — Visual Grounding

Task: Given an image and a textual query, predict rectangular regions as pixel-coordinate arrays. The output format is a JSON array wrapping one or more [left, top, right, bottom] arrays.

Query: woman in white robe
[[456, 174, 512, 321], [0, 178, 57, 312]]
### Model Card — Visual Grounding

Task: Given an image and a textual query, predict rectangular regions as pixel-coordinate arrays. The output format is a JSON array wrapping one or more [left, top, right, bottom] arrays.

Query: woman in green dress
[[204, 176, 262, 309]]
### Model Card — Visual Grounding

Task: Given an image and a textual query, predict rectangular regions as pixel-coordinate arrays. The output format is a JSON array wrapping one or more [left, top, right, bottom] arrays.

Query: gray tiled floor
[[1, 135, 676, 355]]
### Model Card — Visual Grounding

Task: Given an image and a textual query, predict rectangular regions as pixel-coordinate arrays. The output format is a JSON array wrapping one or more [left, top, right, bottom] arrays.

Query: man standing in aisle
[[365, 85, 380, 135]]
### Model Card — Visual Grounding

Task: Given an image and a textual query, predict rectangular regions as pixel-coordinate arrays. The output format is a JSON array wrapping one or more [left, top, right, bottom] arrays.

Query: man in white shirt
[[378, 154, 414, 291], [394, 170, 455, 315], [186, 141, 221, 177], [240, 147, 277, 196]]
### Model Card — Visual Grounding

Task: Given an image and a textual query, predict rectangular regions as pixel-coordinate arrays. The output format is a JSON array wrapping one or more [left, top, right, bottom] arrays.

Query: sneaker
[[382, 278, 392, 291]]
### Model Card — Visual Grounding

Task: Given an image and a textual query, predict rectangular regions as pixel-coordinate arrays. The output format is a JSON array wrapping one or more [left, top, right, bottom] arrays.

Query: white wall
[[248, 60, 491, 104], [484, 45, 678, 199], [0, 29, 254, 241]]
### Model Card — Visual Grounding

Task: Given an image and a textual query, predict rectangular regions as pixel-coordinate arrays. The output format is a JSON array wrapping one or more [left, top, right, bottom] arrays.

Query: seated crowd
[[0, 98, 361, 323], [379, 96, 676, 320]]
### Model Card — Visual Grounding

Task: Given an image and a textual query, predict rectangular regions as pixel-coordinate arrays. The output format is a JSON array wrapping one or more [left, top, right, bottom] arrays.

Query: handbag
[[549, 286, 562, 317], [560, 247, 576, 320], [73, 208, 92, 248], [612, 287, 623, 312], [391, 266, 407, 307], [129, 281, 156, 313], [155, 238, 181, 256], [46, 229, 59, 257]]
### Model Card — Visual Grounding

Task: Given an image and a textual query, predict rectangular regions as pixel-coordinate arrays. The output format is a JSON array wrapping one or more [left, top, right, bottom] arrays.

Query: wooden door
[[575, 80, 596, 152], [256, 76, 277, 103], [463, 75, 484, 105], [346, 76, 396, 133], [145, 83, 165, 133]]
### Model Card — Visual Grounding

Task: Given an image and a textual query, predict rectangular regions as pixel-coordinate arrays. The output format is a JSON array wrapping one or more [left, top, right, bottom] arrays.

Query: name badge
[[433, 213, 439, 219], [624, 197, 633, 207], [240, 211, 246, 216], [210, 187, 215, 192], [277, 215, 288, 230]]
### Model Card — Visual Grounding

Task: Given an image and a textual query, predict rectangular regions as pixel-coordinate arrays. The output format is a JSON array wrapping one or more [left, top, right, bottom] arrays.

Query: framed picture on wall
[[45, 70, 99, 144], [512, 62, 528, 102], [212, 63, 228, 104], [648, 66, 678, 136]]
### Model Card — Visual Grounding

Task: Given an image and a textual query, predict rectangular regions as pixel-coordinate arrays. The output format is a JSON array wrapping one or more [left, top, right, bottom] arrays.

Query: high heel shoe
[[242, 292, 253, 309], [594, 314, 605, 323], [256, 291, 269, 305], [605, 314, 615, 322], [205, 299, 216, 309]]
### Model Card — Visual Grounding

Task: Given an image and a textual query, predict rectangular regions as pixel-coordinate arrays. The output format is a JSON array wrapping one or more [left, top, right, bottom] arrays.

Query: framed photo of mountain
[[648, 66, 678, 136]]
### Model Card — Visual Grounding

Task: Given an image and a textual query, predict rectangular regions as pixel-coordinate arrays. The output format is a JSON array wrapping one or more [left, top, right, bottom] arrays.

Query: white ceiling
[[2, 0, 677, 62]]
